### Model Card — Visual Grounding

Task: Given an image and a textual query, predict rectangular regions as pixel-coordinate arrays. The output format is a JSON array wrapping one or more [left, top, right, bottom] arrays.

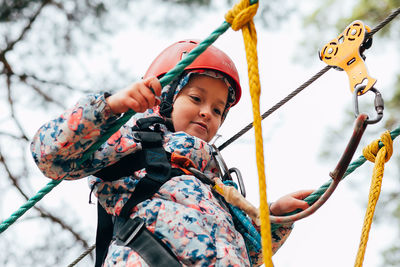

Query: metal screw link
[[354, 86, 384, 124]]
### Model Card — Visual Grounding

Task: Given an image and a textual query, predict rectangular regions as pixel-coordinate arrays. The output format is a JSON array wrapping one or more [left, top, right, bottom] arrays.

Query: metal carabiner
[[354, 86, 384, 124], [211, 145, 246, 198], [225, 167, 246, 198]]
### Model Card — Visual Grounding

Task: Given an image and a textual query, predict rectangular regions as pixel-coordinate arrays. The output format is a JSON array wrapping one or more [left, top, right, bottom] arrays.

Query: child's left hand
[[106, 76, 162, 114], [270, 190, 314, 216]]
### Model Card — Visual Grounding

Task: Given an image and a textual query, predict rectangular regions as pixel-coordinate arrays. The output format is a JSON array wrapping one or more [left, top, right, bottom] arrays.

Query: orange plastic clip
[[319, 20, 376, 95]]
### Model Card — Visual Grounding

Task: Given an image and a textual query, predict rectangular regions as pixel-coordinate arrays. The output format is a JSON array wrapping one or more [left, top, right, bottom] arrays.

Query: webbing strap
[[119, 168, 184, 219], [95, 203, 114, 267], [115, 217, 182, 267], [119, 131, 171, 218], [94, 118, 182, 265], [93, 152, 145, 181]]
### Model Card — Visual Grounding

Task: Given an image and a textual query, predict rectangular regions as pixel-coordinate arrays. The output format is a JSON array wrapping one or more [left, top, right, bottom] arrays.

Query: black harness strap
[[119, 131, 171, 218], [93, 117, 182, 267], [93, 152, 145, 181], [95, 203, 114, 267], [114, 217, 181, 267]]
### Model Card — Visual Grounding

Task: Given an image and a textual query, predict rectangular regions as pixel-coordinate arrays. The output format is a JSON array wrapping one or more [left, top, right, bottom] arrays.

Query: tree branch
[[19, 73, 91, 93], [0, 149, 90, 248], [0, 0, 52, 58], [0, 131, 26, 141], [1, 59, 68, 109], [31, 83, 66, 108], [5, 74, 29, 141]]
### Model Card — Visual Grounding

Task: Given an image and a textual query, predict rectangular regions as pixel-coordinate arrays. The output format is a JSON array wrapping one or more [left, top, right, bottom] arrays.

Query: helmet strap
[[159, 101, 173, 118], [159, 73, 185, 118]]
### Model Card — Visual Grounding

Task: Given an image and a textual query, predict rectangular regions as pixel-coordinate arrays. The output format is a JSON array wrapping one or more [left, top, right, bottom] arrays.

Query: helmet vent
[[181, 51, 188, 60]]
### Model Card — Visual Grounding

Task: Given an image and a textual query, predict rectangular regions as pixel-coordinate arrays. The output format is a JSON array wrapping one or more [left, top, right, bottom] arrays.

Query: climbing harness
[[92, 116, 258, 266], [92, 116, 184, 266]]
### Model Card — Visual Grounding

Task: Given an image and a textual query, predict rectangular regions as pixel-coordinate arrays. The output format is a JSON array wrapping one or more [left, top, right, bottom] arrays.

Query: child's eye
[[190, 96, 201, 102], [214, 108, 222, 115]]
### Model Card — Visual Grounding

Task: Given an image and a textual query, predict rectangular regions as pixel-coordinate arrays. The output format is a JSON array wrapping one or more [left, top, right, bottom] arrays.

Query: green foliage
[[382, 245, 400, 266], [385, 74, 400, 129], [308, 0, 400, 37]]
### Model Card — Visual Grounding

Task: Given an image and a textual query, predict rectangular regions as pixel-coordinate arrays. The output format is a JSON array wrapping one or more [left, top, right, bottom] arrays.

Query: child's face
[[171, 75, 228, 142]]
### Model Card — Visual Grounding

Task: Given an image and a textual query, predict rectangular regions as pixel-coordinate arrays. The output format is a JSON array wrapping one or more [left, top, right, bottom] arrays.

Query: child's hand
[[270, 190, 314, 216], [106, 76, 162, 114]]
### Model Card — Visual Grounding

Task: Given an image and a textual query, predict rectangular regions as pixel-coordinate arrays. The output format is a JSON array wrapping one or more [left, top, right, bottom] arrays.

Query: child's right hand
[[106, 76, 162, 114], [270, 190, 314, 216]]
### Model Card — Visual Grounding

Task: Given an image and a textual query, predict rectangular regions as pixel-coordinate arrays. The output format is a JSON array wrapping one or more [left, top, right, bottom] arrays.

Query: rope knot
[[363, 130, 393, 163], [225, 0, 259, 31]]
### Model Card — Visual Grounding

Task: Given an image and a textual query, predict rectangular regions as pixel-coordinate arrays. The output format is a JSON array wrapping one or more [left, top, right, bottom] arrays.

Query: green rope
[[271, 124, 400, 232], [0, 21, 232, 234], [0, 179, 62, 233]]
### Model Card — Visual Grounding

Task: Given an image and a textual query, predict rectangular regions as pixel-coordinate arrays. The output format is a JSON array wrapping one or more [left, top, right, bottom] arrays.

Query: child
[[31, 40, 312, 266]]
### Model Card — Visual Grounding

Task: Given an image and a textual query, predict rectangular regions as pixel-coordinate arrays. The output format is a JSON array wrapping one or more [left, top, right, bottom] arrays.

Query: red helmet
[[144, 39, 241, 106]]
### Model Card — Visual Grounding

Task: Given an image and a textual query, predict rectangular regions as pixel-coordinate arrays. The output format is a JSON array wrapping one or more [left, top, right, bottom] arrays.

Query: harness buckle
[[116, 217, 145, 246], [133, 131, 163, 147]]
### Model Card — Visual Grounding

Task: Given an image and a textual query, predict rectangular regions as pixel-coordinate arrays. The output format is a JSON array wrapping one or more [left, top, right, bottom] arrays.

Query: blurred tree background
[[307, 1, 400, 266], [0, 0, 399, 266]]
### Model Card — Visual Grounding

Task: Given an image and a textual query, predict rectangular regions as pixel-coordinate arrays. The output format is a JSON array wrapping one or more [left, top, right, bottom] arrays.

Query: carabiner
[[212, 145, 246, 198], [225, 168, 246, 198], [354, 86, 384, 124]]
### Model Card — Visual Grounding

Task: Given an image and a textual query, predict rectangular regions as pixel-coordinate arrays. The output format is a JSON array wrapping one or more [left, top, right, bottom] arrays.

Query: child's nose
[[199, 106, 212, 119]]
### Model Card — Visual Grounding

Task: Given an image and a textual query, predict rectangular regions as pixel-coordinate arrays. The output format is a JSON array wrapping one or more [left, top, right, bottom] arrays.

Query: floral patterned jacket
[[31, 93, 293, 266]]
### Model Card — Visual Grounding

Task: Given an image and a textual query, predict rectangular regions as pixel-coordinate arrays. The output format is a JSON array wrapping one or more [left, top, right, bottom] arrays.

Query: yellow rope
[[354, 131, 393, 267], [225, 2, 273, 266]]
